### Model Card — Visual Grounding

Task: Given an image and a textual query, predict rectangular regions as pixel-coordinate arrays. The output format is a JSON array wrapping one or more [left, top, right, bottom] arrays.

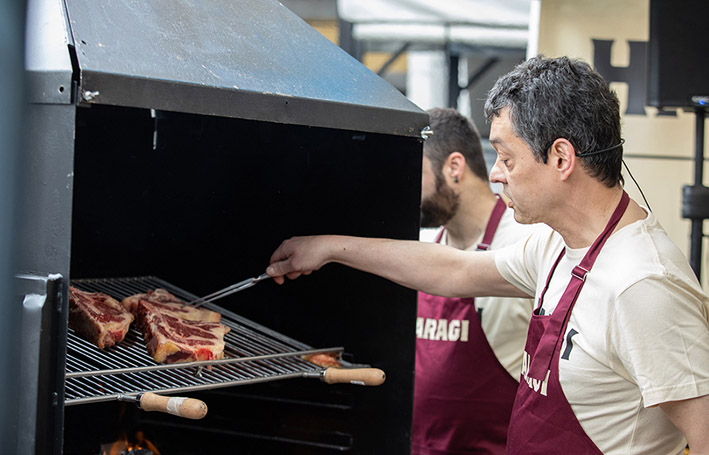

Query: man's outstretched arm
[[266, 235, 529, 299]]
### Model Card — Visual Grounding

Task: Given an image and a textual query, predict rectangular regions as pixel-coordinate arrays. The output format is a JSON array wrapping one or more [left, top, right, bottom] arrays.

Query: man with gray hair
[[266, 56, 709, 454]]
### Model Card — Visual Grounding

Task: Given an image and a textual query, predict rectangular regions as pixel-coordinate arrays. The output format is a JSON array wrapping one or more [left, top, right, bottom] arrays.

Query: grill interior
[[60, 105, 420, 453], [66, 276, 345, 405]]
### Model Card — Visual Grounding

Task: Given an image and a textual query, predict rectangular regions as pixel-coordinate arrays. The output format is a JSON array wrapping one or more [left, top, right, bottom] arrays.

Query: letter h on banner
[[592, 39, 653, 116]]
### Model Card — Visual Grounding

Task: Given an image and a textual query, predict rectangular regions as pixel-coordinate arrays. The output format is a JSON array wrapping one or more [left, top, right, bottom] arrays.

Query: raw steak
[[68, 286, 134, 349], [121, 288, 221, 322], [127, 291, 230, 364]]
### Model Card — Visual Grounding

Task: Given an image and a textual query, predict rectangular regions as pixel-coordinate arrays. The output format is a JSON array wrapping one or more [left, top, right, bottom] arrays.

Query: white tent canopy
[[337, 0, 531, 50]]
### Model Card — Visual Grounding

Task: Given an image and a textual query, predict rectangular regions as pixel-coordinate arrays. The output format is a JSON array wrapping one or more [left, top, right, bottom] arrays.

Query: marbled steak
[[68, 286, 134, 349]]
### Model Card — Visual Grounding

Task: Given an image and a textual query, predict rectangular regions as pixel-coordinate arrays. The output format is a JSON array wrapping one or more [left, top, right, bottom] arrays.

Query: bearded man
[[414, 108, 535, 455]]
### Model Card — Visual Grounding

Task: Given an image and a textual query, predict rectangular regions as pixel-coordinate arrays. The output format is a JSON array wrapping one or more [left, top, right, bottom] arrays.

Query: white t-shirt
[[495, 210, 709, 455], [420, 208, 535, 379]]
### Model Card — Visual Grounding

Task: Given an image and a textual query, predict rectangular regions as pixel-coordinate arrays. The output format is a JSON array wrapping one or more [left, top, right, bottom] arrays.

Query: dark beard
[[420, 175, 460, 228]]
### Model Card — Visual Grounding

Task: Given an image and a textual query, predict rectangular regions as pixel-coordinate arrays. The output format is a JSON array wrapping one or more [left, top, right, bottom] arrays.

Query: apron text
[[521, 350, 550, 396], [416, 317, 470, 342]]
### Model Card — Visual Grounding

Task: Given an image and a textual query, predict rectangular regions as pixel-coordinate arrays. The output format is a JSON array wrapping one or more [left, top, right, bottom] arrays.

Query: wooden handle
[[139, 392, 208, 419], [322, 368, 386, 386]]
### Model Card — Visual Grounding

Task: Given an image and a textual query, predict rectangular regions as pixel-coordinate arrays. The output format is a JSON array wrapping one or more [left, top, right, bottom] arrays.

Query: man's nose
[[489, 159, 505, 184]]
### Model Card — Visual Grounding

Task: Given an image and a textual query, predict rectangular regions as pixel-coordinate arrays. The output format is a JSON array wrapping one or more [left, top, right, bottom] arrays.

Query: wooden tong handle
[[322, 368, 386, 386], [140, 392, 208, 419]]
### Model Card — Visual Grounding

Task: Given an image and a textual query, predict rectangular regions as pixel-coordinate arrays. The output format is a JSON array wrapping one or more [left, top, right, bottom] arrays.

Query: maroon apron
[[412, 198, 518, 455], [506, 191, 630, 455]]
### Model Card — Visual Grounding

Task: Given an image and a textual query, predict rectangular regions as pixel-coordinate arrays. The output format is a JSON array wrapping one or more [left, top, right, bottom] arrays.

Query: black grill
[[20, 0, 428, 453]]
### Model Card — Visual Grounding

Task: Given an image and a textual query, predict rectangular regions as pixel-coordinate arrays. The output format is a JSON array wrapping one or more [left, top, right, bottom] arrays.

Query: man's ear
[[445, 152, 466, 182], [547, 139, 576, 181]]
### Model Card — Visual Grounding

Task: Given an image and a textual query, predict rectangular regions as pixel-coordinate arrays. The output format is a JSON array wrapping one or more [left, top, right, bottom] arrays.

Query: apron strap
[[434, 227, 446, 244], [536, 249, 566, 312], [528, 191, 630, 380], [476, 196, 507, 251], [434, 195, 507, 250]]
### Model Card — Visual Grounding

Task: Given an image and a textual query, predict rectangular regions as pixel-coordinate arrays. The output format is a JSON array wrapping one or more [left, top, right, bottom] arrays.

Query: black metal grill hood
[[63, 0, 427, 136]]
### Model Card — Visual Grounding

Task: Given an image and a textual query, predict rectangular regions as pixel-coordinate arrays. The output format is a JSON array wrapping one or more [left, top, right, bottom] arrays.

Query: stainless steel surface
[[19, 292, 44, 455], [25, 0, 74, 105], [115, 393, 140, 404], [21, 0, 75, 279], [62, 0, 428, 137], [17, 275, 65, 455], [189, 273, 271, 307], [66, 276, 343, 405]]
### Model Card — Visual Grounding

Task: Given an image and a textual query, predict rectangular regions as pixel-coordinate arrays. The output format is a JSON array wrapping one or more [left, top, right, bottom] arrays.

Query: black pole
[[377, 42, 410, 77], [446, 44, 460, 109], [338, 18, 362, 61], [689, 109, 705, 280]]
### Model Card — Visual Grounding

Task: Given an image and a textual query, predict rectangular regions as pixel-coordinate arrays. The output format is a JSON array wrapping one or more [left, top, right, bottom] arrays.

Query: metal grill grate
[[66, 276, 343, 405]]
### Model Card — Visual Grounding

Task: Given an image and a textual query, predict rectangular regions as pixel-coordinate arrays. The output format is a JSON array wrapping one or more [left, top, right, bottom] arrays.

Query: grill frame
[[66, 276, 346, 405]]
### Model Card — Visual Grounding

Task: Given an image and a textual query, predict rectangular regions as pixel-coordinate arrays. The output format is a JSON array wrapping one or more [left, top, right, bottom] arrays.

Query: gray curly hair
[[484, 55, 623, 187]]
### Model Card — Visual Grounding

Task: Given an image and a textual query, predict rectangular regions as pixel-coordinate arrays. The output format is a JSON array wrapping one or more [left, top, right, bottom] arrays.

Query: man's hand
[[266, 235, 333, 284]]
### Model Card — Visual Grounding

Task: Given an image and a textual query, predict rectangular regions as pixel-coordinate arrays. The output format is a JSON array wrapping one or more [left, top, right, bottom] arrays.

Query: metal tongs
[[187, 273, 271, 307]]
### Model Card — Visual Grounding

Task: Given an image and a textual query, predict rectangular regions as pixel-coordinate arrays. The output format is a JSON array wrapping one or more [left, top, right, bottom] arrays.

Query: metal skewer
[[187, 273, 271, 307]]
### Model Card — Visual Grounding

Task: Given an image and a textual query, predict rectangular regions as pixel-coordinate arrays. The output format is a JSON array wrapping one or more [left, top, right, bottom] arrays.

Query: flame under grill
[[65, 276, 342, 405]]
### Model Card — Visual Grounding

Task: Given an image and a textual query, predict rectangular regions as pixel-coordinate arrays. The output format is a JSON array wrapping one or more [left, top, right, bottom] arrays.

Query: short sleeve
[[611, 275, 709, 407], [494, 226, 556, 298]]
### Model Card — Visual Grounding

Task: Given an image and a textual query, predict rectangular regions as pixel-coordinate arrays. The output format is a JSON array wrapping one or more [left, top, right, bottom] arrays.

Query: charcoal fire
[[99, 430, 160, 455]]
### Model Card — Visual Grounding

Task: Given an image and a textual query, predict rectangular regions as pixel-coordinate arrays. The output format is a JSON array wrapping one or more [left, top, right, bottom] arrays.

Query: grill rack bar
[[66, 276, 344, 406]]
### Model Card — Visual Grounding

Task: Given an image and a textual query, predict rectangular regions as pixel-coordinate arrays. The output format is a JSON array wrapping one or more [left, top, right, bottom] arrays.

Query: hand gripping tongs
[[187, 273, 271, 308]]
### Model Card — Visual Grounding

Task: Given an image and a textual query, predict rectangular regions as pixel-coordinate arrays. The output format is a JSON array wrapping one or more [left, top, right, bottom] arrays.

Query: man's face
[[488, 108, 549, 225], [420, 155, 459, 228]]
